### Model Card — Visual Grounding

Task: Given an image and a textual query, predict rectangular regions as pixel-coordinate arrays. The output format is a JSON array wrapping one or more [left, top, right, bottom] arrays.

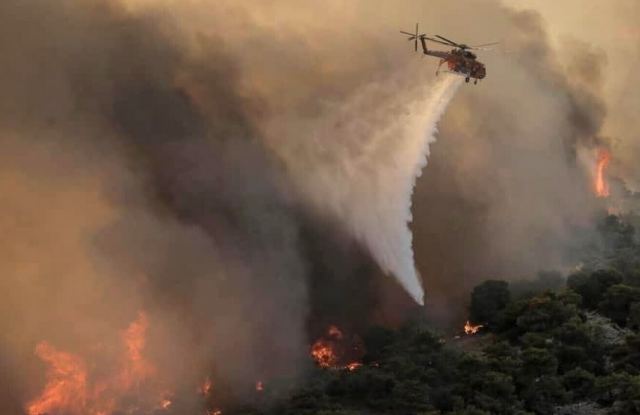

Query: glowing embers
[[310, 325, 364, 371], [595, 148, 611, 198], [310, 337, 338, 368], [345, 362, 363, 371], [159, 397, 172, 410], [199, 377, 213, 396], [463, 320, 483, 335], [27, 312, 168, 415], [200, 379, 222, 415]]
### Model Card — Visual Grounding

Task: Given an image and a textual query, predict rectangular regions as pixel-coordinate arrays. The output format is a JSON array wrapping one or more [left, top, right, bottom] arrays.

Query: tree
[[521, 375, 568, 414], [510, 271, 564, 299], [598, 284, 640, 326], [362, 326, 395, 363], [611, 334, 640, 375], [567, 269, 623, 309], [470, 280, 510, 328], [515, 293, 576, 334], [484, 340, 521, 376], [609, 375, 640, 414], [595, 372, 640, 413], [562, 367, 596, 401], [461, 370, 517, 414], [598, 215, 636, 253], [629, 302, 640, 330], [555, 316, 606, 374], [519, 347, 558, 382]]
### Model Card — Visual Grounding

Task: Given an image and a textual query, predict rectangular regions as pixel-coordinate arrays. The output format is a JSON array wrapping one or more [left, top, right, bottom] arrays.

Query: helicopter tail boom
[[419, 35, 429, 54]]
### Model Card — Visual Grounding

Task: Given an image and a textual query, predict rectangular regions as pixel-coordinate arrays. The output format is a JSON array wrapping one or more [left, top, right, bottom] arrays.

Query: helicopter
[[400, 23, 498, 84]]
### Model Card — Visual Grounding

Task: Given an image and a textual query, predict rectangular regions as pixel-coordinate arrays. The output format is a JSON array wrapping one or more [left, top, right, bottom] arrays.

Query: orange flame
[[595, 148, 611, 198], [120, 311, 155, 388], [327, 325, 343, 340], [160, 398, 172, 409], [310, 339, 338, 368], [199, 377, 213, 396], [464, 320, 483, 335], [27, 342, 89, 415], [26, 312, 174, 415], [346, 362, 362, 371], [310, 325, 364, 370], [255, 380, 264, 392]]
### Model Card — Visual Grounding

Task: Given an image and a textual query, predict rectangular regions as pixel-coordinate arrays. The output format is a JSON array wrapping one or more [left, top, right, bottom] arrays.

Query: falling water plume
[[277, 75, 463, 305]]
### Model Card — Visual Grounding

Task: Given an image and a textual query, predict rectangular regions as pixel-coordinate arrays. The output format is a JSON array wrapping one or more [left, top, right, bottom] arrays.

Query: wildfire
[[346, 362, 362, 371], [310, 325, 364, 371], [464, 320, 483, 335], [120, 311, 155, 388], [327, 325, 343, 339], [26, 312, 173, 415], [27, 342, 90, 415], [311, 340, 338, 368], [199, 377, 213, 396], [595, 148, 611, 198]]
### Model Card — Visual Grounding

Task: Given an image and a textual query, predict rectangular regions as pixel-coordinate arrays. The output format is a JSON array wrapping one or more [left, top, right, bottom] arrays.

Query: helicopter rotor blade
[[424, 36, 454, 47], [414, 23, 419, 51], [400, 31, 416, 36], [435, 34, 461, 46], [471, 42, 500, 48]]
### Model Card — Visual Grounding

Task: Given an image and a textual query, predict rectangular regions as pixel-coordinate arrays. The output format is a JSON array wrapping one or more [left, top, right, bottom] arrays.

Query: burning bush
[[310, 326, 365, 371]]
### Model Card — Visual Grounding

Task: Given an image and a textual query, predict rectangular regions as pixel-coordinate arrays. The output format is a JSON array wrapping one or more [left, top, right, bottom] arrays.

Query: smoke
[[0, 1, 311, 412], [515, 0, 640, 191], [505, 10, 608, 156]]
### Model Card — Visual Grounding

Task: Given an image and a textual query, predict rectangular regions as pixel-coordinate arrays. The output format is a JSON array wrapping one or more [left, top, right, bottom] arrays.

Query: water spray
[[277, 74, 463, 305]]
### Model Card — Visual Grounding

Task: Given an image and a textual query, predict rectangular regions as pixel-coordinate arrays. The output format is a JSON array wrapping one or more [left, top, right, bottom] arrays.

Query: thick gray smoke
[[0, 1, 311, 413]]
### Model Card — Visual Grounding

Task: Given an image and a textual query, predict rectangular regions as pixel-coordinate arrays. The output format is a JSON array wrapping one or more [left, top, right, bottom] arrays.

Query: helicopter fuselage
[[425, 49, 486, 81], [416, 35, 486, 83]]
